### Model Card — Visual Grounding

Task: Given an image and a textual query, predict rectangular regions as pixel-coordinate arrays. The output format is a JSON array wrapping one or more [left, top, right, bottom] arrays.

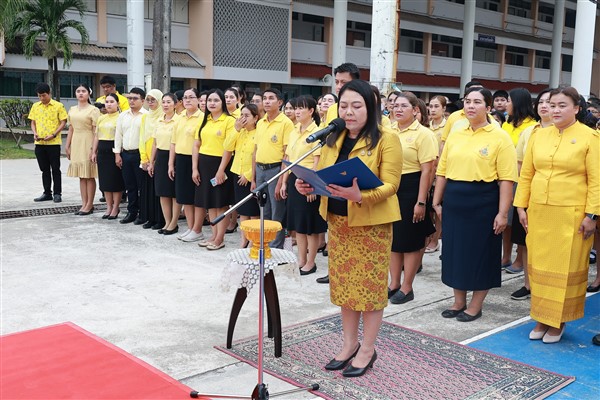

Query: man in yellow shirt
[[251, 88, 294, 248], [325, 62, 361, 125], [95, 75, 130, 114], [29, 83, 68, 203]]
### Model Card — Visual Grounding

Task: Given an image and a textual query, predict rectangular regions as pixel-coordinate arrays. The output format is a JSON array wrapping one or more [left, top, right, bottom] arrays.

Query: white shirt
[[113, 108, 148, 153]]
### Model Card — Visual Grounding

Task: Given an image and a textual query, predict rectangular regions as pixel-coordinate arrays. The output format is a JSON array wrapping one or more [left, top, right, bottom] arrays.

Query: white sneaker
[[177, 229, 192, 240], [181, 230, 204, 242]]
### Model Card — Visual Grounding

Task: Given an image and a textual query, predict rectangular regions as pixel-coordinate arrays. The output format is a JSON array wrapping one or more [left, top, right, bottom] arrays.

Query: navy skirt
[[194, 154, 233, 209], [233, 173, 260, 217], [154, 149, 175, 198], [175, 154, 194, 205], [441, 180, 502, 291], [97, 140, 124, 192], [286, 172, 327, 235]]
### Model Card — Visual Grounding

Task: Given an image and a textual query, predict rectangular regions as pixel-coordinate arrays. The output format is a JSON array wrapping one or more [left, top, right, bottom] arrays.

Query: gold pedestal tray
[[240, 219, 282, 259]]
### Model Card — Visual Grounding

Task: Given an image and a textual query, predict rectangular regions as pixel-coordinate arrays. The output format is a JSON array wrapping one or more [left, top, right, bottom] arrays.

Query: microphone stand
[[189, 137, 328, 400]]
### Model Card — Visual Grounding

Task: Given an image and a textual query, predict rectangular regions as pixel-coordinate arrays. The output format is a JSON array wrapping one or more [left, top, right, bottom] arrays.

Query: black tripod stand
[[189, 140, 328, 400]]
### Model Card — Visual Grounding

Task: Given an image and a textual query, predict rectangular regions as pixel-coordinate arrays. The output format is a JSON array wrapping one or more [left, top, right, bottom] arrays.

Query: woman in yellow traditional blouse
[[91, 93, 124, 219], [148, 93, 180, 235], [280, 95, 328, 275], [284, 98, 297, 126], [319, 93, 337, 128], [224, 104, 260, 247], [192, 89, 236, 250], [224, 87, 241, 119], [433, 87, 517, 322], [138, 89, 164, 230], [296, 80, 402, 378], [514, 86, 599, 343], [66, 84, 101, 215], [169, 88, 204, 241], [388, 92, 438, 305]]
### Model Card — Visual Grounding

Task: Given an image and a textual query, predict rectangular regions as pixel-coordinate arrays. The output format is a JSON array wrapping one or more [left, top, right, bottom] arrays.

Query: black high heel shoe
[[225, 222, 238, 234], [342, 350, 377, 378], [324, 344, 360, 370]]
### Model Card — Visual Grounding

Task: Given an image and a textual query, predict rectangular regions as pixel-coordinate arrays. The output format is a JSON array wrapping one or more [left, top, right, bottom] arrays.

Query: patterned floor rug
[[216, 314, 574, 400]]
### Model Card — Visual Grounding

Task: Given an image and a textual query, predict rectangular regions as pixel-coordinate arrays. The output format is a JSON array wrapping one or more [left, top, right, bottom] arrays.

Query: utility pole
[[152, 0, 172, 93]]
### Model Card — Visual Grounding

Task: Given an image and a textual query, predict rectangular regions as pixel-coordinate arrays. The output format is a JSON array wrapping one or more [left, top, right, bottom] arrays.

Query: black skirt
[[233, 173, 260, 217], [154, 149, 175, 198], [392, 171, 436, 253], [140, 173, 164, 225], [97, 140, 124, 192], [441, 180, 502, 291], [511, 206, 527, 246], [286, 172, 327, 235], [175, 154, 194, 205], [194, 154, 233, 209]]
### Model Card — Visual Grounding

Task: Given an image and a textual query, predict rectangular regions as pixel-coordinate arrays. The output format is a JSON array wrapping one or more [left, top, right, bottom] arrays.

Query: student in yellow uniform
[[251, 88, 295, 249], [319, 93, 337, 128], [284, 98, 298, 126], [388, 92, 438, 305], [224, 87, 241, 119], [192, 89, 236, 250], [515, 86, 599, 343], [433, 87, 517, 323], [280, 95, 327, 275], [324, 63, 361, 125], [91, 93, 124, 219], [169, 88, 204, 241], [29, 83, 68, 203], [224, 104, 260, 247], [147, 93, 180, 235], [139, 89, 164, 230], [95, 75, 129, 113], [66, 83, 101, 215]]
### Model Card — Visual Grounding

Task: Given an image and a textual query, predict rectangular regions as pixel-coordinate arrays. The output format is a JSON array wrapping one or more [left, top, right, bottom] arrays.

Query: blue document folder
[[283, 157, 383, 200]]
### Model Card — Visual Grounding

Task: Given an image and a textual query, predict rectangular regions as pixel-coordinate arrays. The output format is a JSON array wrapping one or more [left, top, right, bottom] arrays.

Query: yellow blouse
[[224, 128, 256, 180], [429, 117, 447, 147], [397, 120, 438, 174], [96, 112, 120, 141], [229, 108, 241, 119], [68, 105, 100, 137], [502, 117, 537, 147], [514, 122, 599, 214], [153, 114, 179, 151], [196, 113, 236, 157], [515, 123, 540, 163], [172, 109, 203, 155], [437, 123, 517, 183], [285, 121, 321, 169]]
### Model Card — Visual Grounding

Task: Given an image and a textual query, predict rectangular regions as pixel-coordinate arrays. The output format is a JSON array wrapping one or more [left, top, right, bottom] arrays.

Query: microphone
[[306, 118, 346, 143]]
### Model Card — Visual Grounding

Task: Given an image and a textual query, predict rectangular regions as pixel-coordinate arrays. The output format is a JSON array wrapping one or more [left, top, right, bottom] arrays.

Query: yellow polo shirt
[[28, 99, 68, 145], [171, 109, 204, 155], [441, 110, 499, 142], [229, 108, 241, 119], [429, 117, 447, 147], [397, 120, 438, 174], [153, 114, 180, 151], [96, 112, 120, 141], [95, 92, 130, 112], [285, 121, 321, 169], [325, 103, 338, 124], [381, 115, 392, 128], [502, 117, 537, 147], [437, 123, 517, 182], [515, 123, 540, 163], [224, 128, 256, 180], [254, 112, 294, 164], [196, 113, 236, 157]]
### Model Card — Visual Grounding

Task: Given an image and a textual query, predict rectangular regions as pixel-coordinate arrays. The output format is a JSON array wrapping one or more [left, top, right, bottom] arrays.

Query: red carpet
[[1, 322, 205, 399]]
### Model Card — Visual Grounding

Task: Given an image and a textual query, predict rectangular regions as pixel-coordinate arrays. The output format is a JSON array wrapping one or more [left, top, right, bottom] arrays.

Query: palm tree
[[5, 0, 89, 100]]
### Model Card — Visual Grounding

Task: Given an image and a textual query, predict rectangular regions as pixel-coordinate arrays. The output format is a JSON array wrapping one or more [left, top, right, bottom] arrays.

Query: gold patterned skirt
[[526, 203, 593, 328], [327, 213, 392, 312]]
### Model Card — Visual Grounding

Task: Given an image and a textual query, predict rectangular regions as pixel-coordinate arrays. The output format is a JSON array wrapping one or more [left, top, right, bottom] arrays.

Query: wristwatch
[[417, 201, 426, 207], [585, 213, 598, 220]]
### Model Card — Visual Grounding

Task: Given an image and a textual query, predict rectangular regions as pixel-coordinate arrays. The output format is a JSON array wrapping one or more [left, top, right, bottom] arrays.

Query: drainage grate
[[0, 203, 108, 220]]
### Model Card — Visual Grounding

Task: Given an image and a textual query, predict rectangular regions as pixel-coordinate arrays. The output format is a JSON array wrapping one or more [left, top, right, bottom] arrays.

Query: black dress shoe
[[587, 284, 600, 293], [316, 275, 329, 284], [133, 218, 146, 225], [107, 211, 120, 220], [300, 265, 317, 276], [593, 334, 600, 346], [322, 248, 328, 257], [102, 214, 110, 219], [317, 243, 327, 253], [53, 194, 62, 203], [390, 290, 414, 304], [142, 221, 154, 229], [388, 288, 400, 299], [162, 226, 179, 236], [74, 211, 82, 215], [456, 310, 483, 322], [441, 306, 467, 318], [78, 209, 93, 216], [151, 223, 162, 230], [324, 344, 360, 370], [342, 350, 377, 378], [225, 222, 238, 234], [99, 196, 106, 202], [120, 213, 137, 224], [34, 193, 53, 202]]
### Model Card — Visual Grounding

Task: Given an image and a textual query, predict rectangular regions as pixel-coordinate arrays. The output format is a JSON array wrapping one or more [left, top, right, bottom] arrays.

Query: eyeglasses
[[127, 96, 141, 101], [183, 96, 197, 100], [146, 98, 157, 103]]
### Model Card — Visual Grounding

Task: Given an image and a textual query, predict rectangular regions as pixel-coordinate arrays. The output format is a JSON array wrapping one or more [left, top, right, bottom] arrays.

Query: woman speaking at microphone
[[296, 80, 402, 378]]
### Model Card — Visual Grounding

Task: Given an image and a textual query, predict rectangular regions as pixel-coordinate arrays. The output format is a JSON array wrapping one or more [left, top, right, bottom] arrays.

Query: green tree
[[5, 0, 89, 100]]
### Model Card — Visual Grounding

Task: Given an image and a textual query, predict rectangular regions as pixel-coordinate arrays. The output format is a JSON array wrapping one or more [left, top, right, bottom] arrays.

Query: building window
[[446, 0, 465, 4], [346, 21, 371, 47], [170, 79, 184, 92], [81, 0, 96, 13], [476, 0, 500, 12], [535, 50, 551, 69], [431, 34, 462, 59], [565, 8, 576, 28], [106, 1, 126, 16], [291, 12, 324, 42], [0, 70, 46, 97], [508, 0, 532, 18], [59, 74, 94, 99], [537, 2, 554, 23], [399, 30, 423, 54], [474, 41, 497, 63], [562, 54, 572, 72], [505, 45, 529, 66], [146, 0, 189, 24]]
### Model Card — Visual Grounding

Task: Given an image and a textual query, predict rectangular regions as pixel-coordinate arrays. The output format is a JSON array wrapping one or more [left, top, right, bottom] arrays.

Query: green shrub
[[0, 99, 33, 147]]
